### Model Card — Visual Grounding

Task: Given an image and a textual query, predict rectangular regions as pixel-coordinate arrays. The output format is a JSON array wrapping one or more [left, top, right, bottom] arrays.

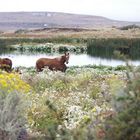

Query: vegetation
[[12, 43, 87, 53], [119, 24, 140, 30], [0, 64, 139, 139], [20, 66, 121, 139], [0, 38, 86, 49], [0, 30, 140, 139], [87, 38, 140, 60], [1, 38, 140, 60], [0, 71, 31, 139], [104, 64, 140, 140]]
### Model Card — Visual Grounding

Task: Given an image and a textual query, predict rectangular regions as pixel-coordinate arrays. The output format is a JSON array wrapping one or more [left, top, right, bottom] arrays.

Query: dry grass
[[1, 27, 140, 39]]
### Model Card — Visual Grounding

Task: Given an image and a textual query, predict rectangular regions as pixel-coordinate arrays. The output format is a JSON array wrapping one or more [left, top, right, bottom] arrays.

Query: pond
[[1, 51, 140, 68], [1, 38, 140, 67]]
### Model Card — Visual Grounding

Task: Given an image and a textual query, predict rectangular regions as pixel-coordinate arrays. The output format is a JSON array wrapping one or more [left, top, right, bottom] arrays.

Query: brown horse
[[36, 52, 69, 72], [0, 58, 12, 72]]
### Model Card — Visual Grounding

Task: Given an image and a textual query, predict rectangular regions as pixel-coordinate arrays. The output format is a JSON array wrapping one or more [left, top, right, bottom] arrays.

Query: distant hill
[[0, 12, 139, 31]]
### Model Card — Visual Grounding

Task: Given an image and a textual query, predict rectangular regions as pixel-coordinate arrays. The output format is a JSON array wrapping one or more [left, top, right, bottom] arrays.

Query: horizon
[[0, 0, 139, 22]]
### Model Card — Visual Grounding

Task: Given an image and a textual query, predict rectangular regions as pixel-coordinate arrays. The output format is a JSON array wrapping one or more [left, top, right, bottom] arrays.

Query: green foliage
[[0, 91, 28, 140], [87, 38, 140, 60], [28, 98, 64, 140], [12, 42, 87, 54], [2, 64, 139, 140], [0, 72, 32, 139], [1, 37, 140, 61], [104, 65, 140, 140], [89, 83, 101, 99], [22, 67, 117, 139], [0, 37, 86, 51]]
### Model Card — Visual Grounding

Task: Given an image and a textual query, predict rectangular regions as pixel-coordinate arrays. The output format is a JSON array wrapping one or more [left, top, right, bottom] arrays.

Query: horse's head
[[61, 52, 70, 64], [65, 52, 70, 64]]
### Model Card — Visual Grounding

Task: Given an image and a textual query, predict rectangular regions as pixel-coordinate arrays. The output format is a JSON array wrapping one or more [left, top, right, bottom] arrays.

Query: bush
[[119, 24, 140, 30], [0, 91, 28, 140], [0, 72, 31, 139], [0, 72, 31, 93], [104, 65, 140, 140]]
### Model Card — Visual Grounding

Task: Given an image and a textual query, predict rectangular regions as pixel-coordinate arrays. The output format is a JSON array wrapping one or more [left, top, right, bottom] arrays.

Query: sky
[[0, 0, 139, 22]]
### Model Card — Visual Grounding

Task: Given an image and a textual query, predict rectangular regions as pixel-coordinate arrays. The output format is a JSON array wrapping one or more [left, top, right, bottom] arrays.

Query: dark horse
[[0, 58, 12, 72], [36, 52, 70, 72]]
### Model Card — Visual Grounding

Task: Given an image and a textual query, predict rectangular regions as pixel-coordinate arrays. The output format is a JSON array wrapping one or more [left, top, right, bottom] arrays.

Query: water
[[0, 51, 140, 68]]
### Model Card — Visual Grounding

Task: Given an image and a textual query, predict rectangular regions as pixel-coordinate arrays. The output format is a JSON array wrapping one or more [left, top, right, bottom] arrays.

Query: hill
[[0, 12, 139, 31]]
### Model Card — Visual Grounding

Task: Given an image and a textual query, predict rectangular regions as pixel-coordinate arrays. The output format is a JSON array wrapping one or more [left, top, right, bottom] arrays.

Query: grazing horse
[[0, 58, 12, 72], [36, 52, 70, 72]]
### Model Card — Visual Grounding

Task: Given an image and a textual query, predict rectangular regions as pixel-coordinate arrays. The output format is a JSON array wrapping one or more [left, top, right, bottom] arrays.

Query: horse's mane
[[55, 56, 62, 62]]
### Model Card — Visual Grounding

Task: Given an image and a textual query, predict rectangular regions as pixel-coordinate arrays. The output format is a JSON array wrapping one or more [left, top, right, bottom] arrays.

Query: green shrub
[[0, 91, 28, 140], [119, 24, 140, 30], [87, 38, 140, 60], [104, 65, 140, 140]]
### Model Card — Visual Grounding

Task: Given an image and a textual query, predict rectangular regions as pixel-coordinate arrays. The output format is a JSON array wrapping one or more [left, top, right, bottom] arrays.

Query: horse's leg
[[7, 65, 12, 73], [36, 67, 43, 72], [3, 65, 8, 72], [36, 64, 44, 72], [49, 67, 54, 71], [62, 65, 67, 72], [39, 68, 43, 72]]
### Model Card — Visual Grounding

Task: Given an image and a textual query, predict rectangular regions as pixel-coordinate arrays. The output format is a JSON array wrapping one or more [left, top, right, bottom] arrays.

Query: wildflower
[[0, 73, 31, 93], [91, 107, 97, 112], [82, 115, 91, 123]]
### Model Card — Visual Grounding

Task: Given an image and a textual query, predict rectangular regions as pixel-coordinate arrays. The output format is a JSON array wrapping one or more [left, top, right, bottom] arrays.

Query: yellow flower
[[0, 80, 7, 87], [82, 115, 91, 123], [91, 107, 97, 112], [0, 74, 4, 79], [0, 73, 31, 93]]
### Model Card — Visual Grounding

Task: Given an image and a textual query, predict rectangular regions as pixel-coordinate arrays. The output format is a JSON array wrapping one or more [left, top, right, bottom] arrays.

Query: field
[[0, 64, 140, 140], [0, 25, 140, 140], [1, 27, 140, 39]]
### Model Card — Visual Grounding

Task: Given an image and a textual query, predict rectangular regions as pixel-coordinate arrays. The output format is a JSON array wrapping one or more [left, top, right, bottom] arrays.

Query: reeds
[[87, 38, 140, 60]]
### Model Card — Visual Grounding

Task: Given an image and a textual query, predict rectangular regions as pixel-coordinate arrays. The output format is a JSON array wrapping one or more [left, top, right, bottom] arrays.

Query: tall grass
[[87, 38, 140, 60], [0, 38, 87, 48], [1, 38, 140, 59], [1, 37, 140, 49]]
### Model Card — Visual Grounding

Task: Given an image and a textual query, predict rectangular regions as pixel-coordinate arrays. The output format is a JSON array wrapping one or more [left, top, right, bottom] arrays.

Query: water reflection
[[87, 39, 140, 60]]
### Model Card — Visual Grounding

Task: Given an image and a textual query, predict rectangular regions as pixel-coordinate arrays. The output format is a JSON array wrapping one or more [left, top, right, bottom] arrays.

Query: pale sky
[[0, 0, 139, 21]]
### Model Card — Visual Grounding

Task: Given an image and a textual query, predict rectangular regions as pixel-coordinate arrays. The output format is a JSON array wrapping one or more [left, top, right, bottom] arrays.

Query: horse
[[0, 58, 12, 72], [36, 52, 69, 72]]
